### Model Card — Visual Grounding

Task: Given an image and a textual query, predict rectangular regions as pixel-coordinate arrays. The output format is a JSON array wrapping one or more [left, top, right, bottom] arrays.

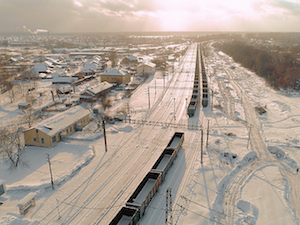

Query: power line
[[176, 203, 222, 224], [180, 196, 228, 217], [121, 119, 203, 131]]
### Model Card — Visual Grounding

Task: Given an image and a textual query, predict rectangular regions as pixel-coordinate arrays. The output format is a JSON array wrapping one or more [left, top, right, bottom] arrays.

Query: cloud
[[271, 0, 300, 17], [0, 0, 299, 33]]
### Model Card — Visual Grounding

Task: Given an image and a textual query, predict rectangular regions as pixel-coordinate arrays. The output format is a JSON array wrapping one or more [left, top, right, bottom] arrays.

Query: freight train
[[187, 43, 209, 117], [200, 44, 209, 107], [109, 132, 184, 225]]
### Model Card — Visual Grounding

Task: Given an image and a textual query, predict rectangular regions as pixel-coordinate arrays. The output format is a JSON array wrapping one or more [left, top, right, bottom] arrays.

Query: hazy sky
[[1, 0, 300, 33]]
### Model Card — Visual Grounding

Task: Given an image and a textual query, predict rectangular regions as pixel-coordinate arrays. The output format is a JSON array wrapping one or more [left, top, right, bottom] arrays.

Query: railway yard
[[1, 41, 300, 225]]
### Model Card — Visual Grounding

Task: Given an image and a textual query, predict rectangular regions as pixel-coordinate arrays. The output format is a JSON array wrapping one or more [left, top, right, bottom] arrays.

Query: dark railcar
[[126, 172, 162, 216], [109, 207, 140, 225], [151, 132, 184, 180]]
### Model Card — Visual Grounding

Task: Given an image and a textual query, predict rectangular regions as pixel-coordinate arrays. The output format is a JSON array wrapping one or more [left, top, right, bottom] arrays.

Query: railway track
[[37, 44, 199, 224]]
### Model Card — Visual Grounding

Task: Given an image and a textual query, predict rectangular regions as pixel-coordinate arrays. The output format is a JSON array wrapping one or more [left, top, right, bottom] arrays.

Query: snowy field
[[1, 42, 300, 225]]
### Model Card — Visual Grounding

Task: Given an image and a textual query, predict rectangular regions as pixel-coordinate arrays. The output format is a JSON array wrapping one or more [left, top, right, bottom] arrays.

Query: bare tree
[[0, 126, 25, 167], [22, 108, 35, 128], [117, 102, 130, 122], [5, 81, 15, 103], [100, 95, 112, 112], [108, 50, 118, 68]]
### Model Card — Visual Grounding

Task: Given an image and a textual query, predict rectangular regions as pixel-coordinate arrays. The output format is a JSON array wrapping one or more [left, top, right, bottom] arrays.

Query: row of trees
[[215, 40, 300, 90], [0, 126, 24, 167]]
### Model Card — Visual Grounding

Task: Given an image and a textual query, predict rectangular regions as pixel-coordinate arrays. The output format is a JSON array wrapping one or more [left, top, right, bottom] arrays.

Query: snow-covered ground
[[1, 42, 300, 225]]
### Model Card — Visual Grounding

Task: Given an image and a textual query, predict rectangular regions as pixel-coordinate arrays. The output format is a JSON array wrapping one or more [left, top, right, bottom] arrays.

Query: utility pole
[[102, 119, 108, 152], [201, 129, 203, 164], [46, 153, 54, 190], [51, 90, 55, 101], [211, 90, 214, 112], [166, 188, 172, 225], [127, 103, 130, 123], [247, 126, 252, 150], [174, 98, 176, 121], [155, 79, 157, 96], [148, 86, 150, 109], [206, 120, 210, 147]]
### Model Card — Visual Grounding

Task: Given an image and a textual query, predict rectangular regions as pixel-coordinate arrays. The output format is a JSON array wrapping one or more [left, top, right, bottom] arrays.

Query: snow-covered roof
[[17, 192, 36, 207], [39, 73, 48, 79], [34, 63, 47, 69], [80, 82, 113, 96], [101, 68, 128, 76], [81, 67, 95, 73], [34, 105, 90, 136], [18, 103, 30, 107], [52, 77, 77, 84], [126, 56, 137, 61], [51, 72, 60, 78], [44, 61, 54, 68], [137, 62, 156, 68], [46, 58, 60, 65]]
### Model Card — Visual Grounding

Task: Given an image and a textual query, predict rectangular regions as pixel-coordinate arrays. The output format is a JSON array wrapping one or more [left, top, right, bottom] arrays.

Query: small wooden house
[[100, 68, 131, 85], [80, 82, 113, 102], [137, 62, 156, 76], [23, 106, 90, 147]]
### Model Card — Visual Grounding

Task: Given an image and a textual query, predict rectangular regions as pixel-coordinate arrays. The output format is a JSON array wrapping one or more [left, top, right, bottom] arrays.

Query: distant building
[[18, 103, 31, 110], [52, 77, 77, 84], [136, 62, 156, 76], [120, 56, 138, 66], [80, 82, 113, 102], [100, 68, 131, 85], [23, 105, 90, 147]]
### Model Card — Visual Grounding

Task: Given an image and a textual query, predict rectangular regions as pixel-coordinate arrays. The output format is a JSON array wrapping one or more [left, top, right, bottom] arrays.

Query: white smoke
[[23, 26, 48, 34]]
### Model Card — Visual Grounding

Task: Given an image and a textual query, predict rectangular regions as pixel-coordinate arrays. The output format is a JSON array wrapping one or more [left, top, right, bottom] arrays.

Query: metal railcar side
[[109, 207, 140, 225], [165, 132, 184, 153], [126, 172, 162, 216]]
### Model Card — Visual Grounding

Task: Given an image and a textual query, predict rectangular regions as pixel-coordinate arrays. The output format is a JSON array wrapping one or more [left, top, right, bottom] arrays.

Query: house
[[18, 103, 31, 110], [80, 82, 113, 102], [23, 105, 90, 147], [136, 62, 156, 76], [120, 56, 138, 66], [74, 55, 85, 61], [74, 59, 98, 78], [52, 76, 77, 84], [57, 86, 73, 95], [100, 68, 131, 85]]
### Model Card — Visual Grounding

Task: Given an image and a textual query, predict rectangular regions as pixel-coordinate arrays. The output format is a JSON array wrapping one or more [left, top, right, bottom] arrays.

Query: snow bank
[[6, 148, 94, 192], [0, 216, 39, 225]]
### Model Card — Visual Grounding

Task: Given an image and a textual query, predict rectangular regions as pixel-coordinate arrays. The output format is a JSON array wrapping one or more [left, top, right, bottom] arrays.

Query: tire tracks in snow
[[210, 50, 300, 224]]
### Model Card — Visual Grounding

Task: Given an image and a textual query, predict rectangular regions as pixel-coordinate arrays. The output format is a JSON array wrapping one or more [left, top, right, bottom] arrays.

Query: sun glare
[[74, 0, 83, 7]]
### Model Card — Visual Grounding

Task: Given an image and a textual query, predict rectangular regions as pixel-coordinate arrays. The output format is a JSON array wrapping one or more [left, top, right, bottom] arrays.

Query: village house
[[120, 56, 138, 66], [136, 62, 156, 76], [74, 58, 98, 78], [100, 68, 131, 85], [79, 81, 113, 102], [18, 103, 31, 110], [23, 105, 90, 147]]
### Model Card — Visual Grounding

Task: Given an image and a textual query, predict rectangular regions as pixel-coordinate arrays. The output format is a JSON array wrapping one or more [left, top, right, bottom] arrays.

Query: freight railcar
[[151, 132, 184, 180], [109, 134, 185, 224], [109, 207, 139, 225], [126, 172, 162, 216]]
